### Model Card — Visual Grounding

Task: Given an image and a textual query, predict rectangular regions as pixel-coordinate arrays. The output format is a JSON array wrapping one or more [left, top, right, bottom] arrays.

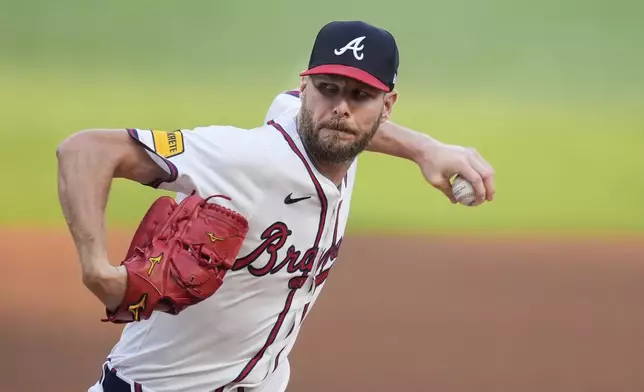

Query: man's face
[[298, 74, 397, 164]]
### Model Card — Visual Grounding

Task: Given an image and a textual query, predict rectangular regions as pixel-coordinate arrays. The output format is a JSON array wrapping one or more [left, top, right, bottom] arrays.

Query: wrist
[[410, 134, 440, 165], [82, 263, 127, 311], [81, 261, 111, 288], [77, 242, 109, 276]]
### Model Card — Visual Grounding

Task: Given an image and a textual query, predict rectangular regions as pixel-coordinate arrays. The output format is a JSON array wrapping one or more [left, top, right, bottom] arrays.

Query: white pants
[[88, 359, 291, 392]]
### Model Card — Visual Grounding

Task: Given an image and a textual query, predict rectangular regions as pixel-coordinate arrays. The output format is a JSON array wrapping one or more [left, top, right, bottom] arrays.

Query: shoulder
[[182, 123, 284, 152], [264, 89, 302, 124], [282, 89, 301, 99], [191, 122, 303, 170], [127, 124, 286, 171], [189, 123, 287, 161]]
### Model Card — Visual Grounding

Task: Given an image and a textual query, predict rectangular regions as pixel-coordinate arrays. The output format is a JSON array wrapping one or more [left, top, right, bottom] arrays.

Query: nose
[[332, 99, 350, 118]]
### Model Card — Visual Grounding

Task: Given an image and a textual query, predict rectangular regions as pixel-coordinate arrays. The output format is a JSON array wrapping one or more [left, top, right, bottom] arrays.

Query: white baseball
[[451, 175, 477, 206]]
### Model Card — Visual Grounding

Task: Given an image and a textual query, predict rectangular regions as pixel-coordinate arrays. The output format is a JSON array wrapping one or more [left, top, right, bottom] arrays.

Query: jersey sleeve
[[126, 126, 274, 216], [263, 89, 301, 124]]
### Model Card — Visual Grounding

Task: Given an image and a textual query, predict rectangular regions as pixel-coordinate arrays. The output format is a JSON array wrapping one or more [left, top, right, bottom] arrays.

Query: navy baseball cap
[[300, 21, 399, 92]]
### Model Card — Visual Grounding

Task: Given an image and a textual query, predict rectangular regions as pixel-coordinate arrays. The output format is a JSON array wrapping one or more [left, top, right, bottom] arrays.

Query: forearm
[[368, 121, 439, 162], [57, 129, 170, 310], [56, 131, 117, 280]]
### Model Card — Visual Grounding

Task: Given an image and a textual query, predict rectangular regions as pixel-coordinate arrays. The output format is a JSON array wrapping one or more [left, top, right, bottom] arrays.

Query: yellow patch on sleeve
[[151, 130, 184, 158]]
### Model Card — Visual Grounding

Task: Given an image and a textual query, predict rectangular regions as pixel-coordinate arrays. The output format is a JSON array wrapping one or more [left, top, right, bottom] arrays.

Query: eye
[[320, 83, 338, 92], [353, 89, 373, 100], [315, 82, 340, 97]]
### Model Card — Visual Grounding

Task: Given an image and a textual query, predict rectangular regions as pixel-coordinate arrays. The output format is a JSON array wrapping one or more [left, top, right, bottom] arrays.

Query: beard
[[297, 102, 381, 164]]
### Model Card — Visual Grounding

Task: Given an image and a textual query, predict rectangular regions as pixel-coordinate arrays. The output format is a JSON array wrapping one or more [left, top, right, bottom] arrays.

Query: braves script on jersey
[[94, 92, 357, 392]]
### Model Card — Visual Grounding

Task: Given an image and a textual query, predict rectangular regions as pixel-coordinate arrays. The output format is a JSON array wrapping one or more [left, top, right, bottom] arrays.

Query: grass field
[[1, 0, 643, 234]]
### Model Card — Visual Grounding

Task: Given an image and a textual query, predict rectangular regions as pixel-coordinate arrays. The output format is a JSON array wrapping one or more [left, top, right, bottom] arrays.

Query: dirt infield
[[2, 228, 643, 392]]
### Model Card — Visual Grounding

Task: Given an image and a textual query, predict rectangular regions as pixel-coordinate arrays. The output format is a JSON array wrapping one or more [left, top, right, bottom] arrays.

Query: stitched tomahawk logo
[[334, 36, 366, 60]]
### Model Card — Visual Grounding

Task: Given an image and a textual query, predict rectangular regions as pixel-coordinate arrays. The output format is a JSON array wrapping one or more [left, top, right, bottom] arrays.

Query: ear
[[379, 91, 398, 124], [299, 76, 308, 93]]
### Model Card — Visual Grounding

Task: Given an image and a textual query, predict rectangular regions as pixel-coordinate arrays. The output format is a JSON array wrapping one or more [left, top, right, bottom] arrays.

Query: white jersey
[[104, 90, 358, 392]]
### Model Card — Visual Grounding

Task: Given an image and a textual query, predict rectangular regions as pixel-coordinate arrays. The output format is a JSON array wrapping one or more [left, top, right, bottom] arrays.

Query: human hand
[[414, 140, 495, 205]]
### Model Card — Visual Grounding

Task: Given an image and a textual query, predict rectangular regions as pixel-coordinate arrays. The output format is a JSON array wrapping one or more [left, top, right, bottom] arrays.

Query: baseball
[[451, 175, 477, 206]]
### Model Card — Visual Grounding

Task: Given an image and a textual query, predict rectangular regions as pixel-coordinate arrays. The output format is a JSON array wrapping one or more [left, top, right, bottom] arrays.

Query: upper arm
[[56, 129, 171, 186]]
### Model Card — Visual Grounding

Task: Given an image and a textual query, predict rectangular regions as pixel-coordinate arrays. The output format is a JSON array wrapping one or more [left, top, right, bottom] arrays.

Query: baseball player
[[56, 20, 494, 392]]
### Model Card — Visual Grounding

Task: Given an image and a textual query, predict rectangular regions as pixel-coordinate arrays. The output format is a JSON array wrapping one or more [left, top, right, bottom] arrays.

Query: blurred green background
[[1, 0, 642, 235]]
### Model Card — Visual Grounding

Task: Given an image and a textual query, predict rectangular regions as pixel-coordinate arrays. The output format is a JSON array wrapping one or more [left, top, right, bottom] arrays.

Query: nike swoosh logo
[[284, 193, 312, 205]]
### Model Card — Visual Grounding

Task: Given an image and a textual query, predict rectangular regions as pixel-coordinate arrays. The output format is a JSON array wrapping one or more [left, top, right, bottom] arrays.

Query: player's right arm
[[56, 129, 170, 310], [57, 125, 273, 311]]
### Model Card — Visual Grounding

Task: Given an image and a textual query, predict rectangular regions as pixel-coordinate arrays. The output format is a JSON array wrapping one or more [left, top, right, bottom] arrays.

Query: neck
[[309, 157, 352, 187]]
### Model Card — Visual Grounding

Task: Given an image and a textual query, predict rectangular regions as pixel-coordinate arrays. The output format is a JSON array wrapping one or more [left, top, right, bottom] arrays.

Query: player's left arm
[[368, 121, 495, 205], [264, 89, 495, 205]]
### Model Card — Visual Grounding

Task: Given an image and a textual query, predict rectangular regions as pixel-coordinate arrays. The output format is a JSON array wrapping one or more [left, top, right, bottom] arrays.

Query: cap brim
[[300, 64, 390, 92]]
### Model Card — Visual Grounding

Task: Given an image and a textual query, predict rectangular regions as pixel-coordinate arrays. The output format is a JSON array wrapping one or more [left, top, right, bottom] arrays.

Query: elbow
[[56, 129, 98, 162]]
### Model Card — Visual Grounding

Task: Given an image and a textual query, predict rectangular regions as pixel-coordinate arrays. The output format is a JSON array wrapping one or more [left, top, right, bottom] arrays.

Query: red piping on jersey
[[228, 120, 328, 386], [332, 200, 342, 245]]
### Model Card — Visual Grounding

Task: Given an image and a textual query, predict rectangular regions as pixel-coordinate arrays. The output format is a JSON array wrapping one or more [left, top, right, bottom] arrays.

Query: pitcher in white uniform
[[56, 20, 495, 392]]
